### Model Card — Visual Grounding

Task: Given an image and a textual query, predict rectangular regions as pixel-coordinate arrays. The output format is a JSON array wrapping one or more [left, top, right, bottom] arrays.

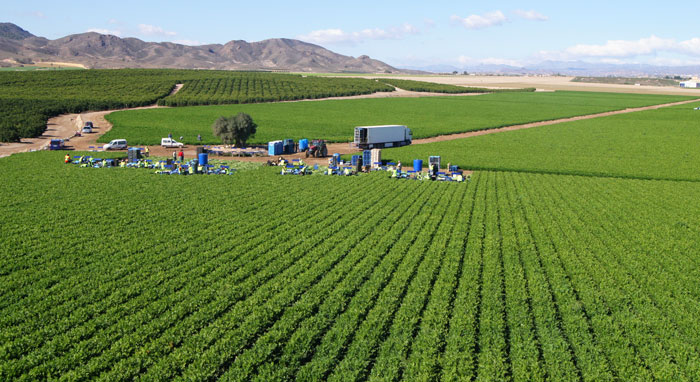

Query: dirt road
[[2, 86, 698, 162], [0, 87, 481, 159]]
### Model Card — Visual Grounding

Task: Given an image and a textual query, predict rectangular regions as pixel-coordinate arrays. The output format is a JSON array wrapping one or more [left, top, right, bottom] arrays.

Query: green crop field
[[103, 91, 692, 145], [384, 100, 700, 181], [0, 69, 390, 142], [2, 151, 700, 380], [158, 74, 392, 106]]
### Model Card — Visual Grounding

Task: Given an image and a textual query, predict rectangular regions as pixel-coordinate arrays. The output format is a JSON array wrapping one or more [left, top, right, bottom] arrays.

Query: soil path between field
[[1, 88, 698, 162], [0, 86, 473, 158]]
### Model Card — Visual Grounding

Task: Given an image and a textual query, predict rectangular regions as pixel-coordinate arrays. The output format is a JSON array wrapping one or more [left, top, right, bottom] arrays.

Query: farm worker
[[172, 151, 177, 162], [168, 132, 172, 139], [197, 134, 202, 142], [144, 146, 150, 157], [298, 159, 304, 167], [64, 154, 71, 163], [397, 161, 402, 171], [178, 150, 184, 162]]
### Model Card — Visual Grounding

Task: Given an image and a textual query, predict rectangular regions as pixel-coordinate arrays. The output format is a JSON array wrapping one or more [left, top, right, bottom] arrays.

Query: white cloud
[[536, 35, 700, 65], [138, 24, 176, 37], [538, 35, 700, 61], [514, 10, 548, 21], [298, 23, 419, 45], [450, 11, 507, 30], [458, 55, 524, 67], [424, 18, 436, 29], [87, 28, 122, 37], [678, 38, 700, 55], [173, 39, 203, 46], [565, 35, 674, 57]]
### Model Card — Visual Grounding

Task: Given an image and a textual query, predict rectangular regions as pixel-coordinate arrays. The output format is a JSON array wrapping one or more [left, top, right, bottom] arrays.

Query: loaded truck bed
[[354, 125, 412, 149]]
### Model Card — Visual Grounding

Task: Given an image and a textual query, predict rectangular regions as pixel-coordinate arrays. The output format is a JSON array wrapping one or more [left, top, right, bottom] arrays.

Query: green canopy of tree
[[211, 112, 258, 147]]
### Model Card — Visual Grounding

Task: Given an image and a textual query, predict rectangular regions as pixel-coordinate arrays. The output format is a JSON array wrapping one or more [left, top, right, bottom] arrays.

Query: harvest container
[[413, 159, 423, 172], [351, 155, 361, 166], [362, 150, 371, 166], [198, 152, 208, 166], [298, 139, 309, 151]]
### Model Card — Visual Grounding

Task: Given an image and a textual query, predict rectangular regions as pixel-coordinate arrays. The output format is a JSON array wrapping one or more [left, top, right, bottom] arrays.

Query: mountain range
[[0, 23, 400, 73], [406, 61, 700, 77]]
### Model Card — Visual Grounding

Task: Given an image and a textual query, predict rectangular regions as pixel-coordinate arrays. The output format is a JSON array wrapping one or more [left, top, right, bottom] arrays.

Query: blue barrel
[[298, 139, 309, 151], [199, 152, 208, 166], [351, 155, 361, 166], [333, 153, 341, 164], [413, 159, 423, 172]]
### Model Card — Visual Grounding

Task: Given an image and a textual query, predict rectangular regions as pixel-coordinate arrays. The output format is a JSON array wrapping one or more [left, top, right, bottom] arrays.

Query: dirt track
[[2, 85, 699, 163]]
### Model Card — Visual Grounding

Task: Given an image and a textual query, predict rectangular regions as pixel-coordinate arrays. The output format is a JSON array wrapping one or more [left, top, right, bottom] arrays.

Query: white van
[[103, 139, 128, 150], [161, 137, 184, 148]]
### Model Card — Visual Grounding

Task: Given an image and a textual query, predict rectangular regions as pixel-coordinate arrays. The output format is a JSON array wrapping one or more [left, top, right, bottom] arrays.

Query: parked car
[[82, 124, 93, 134], [103, 139, 128, 150], [49, 139, 65, 150], [161, 137, 184, 148]]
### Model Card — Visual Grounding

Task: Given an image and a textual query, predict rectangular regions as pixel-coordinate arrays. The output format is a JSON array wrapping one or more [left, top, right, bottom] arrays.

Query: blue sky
[[7, 0, 700, 68]]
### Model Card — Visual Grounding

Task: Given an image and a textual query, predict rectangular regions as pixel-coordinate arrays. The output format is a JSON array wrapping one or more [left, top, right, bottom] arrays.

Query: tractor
[[306, 139, 328, 158]]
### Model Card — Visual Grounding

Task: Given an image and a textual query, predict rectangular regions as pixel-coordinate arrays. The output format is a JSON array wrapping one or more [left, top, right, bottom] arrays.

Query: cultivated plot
[[103, 91, 692, 145], [2, 152, 700, 380], [384, 100, 700, 181]]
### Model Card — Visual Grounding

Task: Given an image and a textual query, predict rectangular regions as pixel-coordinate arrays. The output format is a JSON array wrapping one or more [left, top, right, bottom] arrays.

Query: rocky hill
[[0, 23, 400, 73]]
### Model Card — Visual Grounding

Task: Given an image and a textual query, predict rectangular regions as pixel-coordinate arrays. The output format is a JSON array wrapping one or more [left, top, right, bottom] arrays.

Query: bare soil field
[[356, 75, 700, 96]]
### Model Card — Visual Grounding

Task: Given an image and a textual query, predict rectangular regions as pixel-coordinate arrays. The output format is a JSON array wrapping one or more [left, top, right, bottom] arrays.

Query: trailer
[[354, 125, 412, 149]]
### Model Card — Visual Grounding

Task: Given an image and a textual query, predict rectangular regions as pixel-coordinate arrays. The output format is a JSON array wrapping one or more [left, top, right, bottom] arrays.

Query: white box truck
[[354, 125, 412, 149]]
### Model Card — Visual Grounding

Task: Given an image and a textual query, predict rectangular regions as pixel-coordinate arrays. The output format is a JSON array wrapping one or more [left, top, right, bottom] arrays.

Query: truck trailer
[[354, 125, 412, 149]]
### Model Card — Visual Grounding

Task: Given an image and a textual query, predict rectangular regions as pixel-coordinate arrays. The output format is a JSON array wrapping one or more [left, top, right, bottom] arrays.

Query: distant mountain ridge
[[0, 22, 401, 73], [404, 60, 700, 77]]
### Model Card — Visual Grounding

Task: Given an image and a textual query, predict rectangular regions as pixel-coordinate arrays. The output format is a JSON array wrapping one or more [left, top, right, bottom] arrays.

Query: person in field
[[178, 150, 184, 162], [64, 154, 71, 163]]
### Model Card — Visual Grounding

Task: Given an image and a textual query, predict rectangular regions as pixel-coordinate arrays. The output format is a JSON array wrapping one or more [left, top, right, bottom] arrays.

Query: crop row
[[0, 69, 391, 141], [383, 99, 700, 182], [157, 76, 392, 106], [2, 152, 700, 380]]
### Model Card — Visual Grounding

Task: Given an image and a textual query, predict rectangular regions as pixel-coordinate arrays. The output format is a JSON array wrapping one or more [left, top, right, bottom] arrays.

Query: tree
[[211, 112, 257, 147]]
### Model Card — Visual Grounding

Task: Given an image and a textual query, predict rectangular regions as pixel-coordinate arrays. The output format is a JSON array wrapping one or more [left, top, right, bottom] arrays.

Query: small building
[[680, 80, 700, 88]]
